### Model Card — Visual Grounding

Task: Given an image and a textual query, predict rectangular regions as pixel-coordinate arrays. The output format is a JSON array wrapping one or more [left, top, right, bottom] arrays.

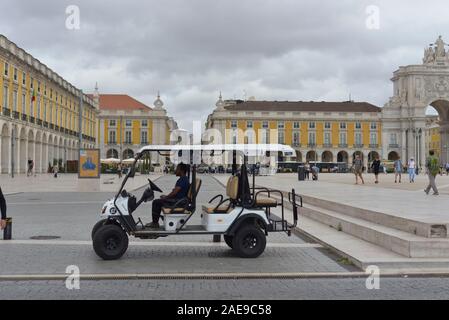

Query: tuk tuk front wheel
[[93, 224, 129, 260]]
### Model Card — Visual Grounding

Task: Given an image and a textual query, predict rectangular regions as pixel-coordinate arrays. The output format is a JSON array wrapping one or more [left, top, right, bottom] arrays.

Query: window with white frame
[[339, 132, 347, 144], [325, 122, 331, 129], [231, 120, 237, 128], [22, 72, 26, 86], [30, 77, 34, 89], [389, 133, 397, 145], [141, 131, 148, 144], [278, 121, 284, 129], [309, 122, 315, 129], [109, 130, 116, 144], [109, 119, 116, 127], [262, 121, 269, 129], [141, 119, 148, 127], [278, 130, 285, 144], [293, 121, 300, 129], [340, 122, 346, 129], [324, 132, 331, 145], [37, 98, 41, 119], [4, 62, 8, 77], [125, 119, 132, 127], [246, 120, 253, 128], [43, 101, 47, 121], [12, 90, 17, 111], [355, 122, 361, 129], [355, 132, 362, 145], [125, 130, 132, 144], [21, 93, 26, 114], [292, 131, 300, 146], [370, 133, 377, 145], [370, 122, 377, 130], [308, 132, 316, 145], [2, 86, 7, 109], [13, 68, 17, 82], [232, 129, 238, 144]]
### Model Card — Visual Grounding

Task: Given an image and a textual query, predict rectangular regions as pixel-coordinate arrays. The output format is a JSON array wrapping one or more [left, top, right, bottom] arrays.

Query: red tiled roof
[[223, 100, 381, 112], [87, 94, 152, 111]]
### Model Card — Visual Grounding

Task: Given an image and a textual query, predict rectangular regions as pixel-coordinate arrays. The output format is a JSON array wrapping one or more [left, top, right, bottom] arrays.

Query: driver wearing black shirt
[[0, 188, 6, 230]]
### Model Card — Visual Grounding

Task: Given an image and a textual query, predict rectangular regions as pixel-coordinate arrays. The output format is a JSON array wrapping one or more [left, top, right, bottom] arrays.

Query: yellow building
[[425, 115, 441, 159], [93, 89, 177, 162], [206, 96, 382, 168], [0, 34, 98, 174]]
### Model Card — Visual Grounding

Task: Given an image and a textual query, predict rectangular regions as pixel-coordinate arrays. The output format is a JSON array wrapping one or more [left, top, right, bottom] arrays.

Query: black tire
[[93, 224, 129, 260], [232, 224, 266, 258], [224, 235, 233, 248], [91, 219, 107, 240]]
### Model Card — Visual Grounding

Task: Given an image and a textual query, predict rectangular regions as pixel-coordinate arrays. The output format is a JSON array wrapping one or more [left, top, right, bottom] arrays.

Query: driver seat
[[161, 178, 202, 214]]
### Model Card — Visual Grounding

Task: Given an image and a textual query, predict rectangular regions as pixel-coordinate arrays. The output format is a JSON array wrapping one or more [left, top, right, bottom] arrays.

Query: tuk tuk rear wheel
[[232, 224, 266, 258], [93, 224, 129, 260], [224, 235, 233, 248]]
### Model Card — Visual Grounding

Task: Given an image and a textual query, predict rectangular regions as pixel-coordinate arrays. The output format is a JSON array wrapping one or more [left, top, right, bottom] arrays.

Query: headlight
[[109, 207, 117, 214]]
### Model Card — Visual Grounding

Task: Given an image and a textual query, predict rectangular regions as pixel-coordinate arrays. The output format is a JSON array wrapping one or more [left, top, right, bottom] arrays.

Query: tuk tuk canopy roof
[[137, 144, 295, 157]]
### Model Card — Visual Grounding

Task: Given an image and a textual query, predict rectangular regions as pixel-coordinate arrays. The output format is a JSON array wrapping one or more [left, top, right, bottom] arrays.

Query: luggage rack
[[265, 188, 303, 235]]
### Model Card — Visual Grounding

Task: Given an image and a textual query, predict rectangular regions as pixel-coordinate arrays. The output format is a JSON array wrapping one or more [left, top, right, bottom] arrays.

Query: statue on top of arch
[[423, 35, 449, 64]]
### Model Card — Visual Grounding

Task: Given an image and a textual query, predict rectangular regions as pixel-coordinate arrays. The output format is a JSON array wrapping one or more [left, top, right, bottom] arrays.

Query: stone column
[[401, 128, 407, 161], [420, 129, 426, 169]]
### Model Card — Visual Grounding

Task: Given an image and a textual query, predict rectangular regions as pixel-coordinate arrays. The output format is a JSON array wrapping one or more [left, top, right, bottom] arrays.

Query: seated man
[[146, 163, 190, 229]]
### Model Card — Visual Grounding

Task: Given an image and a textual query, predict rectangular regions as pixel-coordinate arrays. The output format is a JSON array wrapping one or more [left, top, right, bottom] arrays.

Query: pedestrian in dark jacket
[[371, 155, 381, 184], [0, 188, 6, 230]]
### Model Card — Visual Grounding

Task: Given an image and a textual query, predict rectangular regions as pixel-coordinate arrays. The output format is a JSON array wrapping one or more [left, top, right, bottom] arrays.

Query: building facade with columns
[[206, 95, 383, 168], [94, 91, 178, 163], [0, 34, 98, 174], [381, 36, 449, 168]]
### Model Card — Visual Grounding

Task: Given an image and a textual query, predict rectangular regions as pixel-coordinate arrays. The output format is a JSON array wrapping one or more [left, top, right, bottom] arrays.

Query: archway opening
[[368, 151, 379, 163], [107, 149, 119, 159], [295, 150, 302, 163], [1, 123, 9, 173], [123, 149, 134, 159], [321, 151, 333, 162], [306, 150, 317, 162], [388, 151, 399, 161], [337, 150, 349, 163]]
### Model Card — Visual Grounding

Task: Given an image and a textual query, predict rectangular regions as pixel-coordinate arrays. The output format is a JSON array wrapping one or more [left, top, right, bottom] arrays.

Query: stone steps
[[301, 203, 449, 258]]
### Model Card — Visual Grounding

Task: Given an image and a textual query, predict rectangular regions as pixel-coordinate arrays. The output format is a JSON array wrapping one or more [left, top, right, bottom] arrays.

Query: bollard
[[213, 234, 221, 243], [3, 217, 12, 240]]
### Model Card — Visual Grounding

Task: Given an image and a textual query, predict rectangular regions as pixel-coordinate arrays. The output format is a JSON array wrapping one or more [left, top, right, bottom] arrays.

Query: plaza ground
[[1, 172, 449, 299]]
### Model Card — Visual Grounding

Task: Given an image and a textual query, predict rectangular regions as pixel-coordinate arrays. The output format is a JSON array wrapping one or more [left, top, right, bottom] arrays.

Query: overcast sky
[[1, 0, 447, 130]]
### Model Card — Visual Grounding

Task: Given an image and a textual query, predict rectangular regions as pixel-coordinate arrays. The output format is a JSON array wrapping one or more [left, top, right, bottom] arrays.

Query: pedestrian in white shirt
[[407, 157, 416, 183]]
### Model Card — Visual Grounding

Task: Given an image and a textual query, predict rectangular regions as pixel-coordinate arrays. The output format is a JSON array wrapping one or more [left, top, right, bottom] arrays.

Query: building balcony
[[369, 144, 379, 148], [353, 144, 364, 148], [36, 119, 42, 126], [12, 111, 20, 119], [55, 125, 60, 131], [338, 143, 348, 148], [323, 143, 333, 148], [389, 144, 399, 148], [292, 143, 301, 148], [43, 121, 49, 128], [2, 108, 11, 117], [21, 114, 28, 121], [307, 143, 316, 148], [49, 123, 54, 130]]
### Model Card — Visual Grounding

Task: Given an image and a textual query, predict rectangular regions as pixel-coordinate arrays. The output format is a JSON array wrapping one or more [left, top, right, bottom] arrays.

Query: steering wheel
[[148, 178, 163, 193]]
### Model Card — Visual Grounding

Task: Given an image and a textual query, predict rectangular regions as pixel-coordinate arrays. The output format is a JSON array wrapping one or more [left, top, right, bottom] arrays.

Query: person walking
[[52, 164, 58, 178], [424, 150, 440, 195], [0, 187, 6, 231], [117, 163, 122, 179], [304, 162, 310, 180], [352, 154, 364, 184], [393, 156, 403, 183], [407, 157, 416, 183], [445, 162, 449, 175], [371, 155, 381, 184], [27, 159, 33, 177]]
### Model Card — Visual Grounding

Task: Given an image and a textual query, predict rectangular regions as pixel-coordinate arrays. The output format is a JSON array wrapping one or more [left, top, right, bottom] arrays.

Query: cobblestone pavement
[[1, 175, 355, 276], [1, 277, 449, 300]]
